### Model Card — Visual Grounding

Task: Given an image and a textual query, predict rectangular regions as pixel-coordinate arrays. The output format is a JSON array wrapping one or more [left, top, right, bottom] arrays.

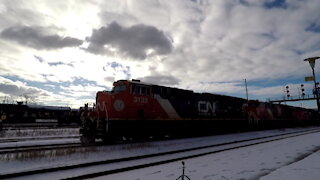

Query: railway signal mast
[[268, 57, 320, 112], [304, 57, 320, 113]]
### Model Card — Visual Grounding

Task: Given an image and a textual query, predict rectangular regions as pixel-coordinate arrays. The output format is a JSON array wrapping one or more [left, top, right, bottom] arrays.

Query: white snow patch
[[261, 150, 320, 180]]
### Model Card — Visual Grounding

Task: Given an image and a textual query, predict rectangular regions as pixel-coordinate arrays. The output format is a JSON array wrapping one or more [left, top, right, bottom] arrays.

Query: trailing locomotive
[[80, 79, 318, 144]]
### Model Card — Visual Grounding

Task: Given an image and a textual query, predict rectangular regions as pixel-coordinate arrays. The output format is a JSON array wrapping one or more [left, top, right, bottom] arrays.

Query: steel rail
[[0, 135, 79, 143], [1, 127, 320, 179], [64, 128, 320, 180], [0, 142, 82, 154]]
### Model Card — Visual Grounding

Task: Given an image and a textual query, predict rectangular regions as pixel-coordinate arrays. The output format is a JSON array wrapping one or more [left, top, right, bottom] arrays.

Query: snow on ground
[[0, 127, 313, 175], [261, 150, 320, 180], [1, 127, 320, 180], [91, 128, 320, 180]]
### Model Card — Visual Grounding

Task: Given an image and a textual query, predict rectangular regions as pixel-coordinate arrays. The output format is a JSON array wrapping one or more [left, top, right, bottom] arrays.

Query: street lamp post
[[304, 57, 320, 113]]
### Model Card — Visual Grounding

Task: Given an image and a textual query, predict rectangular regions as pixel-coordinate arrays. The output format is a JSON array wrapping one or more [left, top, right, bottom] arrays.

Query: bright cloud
[[0, 0, 320, 108]]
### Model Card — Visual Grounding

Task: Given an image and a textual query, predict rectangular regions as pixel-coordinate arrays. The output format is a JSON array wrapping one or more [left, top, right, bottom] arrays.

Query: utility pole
[[304, 57, 320, 113], [244, 79, 249, 101]]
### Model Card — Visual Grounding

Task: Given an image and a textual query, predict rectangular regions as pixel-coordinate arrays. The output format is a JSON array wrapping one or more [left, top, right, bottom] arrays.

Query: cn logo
[[113, 99, 125, 111], [198, 101, 216, 114]]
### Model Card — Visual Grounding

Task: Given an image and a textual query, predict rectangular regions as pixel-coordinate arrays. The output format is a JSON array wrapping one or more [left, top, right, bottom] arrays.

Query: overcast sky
[[0, 0, 320, 108]]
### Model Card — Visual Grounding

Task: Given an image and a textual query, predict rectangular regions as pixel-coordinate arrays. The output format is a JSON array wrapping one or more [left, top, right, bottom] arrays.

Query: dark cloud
[[85, 21, 173, 59], [1, 25, 83, 50], [104, 76, 115, 83], [48, 61, 74, 67], [140, 75, 180, 86], [0, 82, 48, 98]]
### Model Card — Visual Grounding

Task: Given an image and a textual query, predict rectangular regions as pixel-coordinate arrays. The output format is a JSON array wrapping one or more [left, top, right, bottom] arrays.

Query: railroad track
[[1, 127, 320, 180], [0, 135, 81, 154], [0, 135, 80, 143]]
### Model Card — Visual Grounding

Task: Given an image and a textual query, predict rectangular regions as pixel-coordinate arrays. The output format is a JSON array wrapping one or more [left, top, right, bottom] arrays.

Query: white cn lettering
[[198, 101, 216, 114]]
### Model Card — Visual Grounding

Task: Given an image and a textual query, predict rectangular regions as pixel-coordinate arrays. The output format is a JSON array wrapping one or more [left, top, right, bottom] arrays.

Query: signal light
[[300, 84, 305, 97]]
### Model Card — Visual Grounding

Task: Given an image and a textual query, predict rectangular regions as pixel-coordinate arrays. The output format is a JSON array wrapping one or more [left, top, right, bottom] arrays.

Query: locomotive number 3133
[[133, 97, 148, 103]]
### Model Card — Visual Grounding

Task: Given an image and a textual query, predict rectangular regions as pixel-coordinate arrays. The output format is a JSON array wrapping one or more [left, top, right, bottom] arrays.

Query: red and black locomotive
[[79, 79, 318, 144]]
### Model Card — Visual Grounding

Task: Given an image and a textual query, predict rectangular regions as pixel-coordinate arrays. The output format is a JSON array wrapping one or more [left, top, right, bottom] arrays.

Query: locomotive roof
[[114, 79, 243, 98], [112, 80, 315, 111], [114, 79, 152, 86], [118, 79, 193, 91]]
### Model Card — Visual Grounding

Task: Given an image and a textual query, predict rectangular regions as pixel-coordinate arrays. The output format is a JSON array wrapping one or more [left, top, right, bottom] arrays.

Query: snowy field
[[1, 127, 320, 180], [91, 128, 320, 180]]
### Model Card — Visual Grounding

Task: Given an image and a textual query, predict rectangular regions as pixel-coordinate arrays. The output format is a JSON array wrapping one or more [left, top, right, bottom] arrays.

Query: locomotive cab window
[[131, 84, 151, 95], [113, 84, 127, 93]]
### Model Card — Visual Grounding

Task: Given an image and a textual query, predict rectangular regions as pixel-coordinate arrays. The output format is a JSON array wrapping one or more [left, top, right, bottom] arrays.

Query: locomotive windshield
[[113, 84, 127, 93]]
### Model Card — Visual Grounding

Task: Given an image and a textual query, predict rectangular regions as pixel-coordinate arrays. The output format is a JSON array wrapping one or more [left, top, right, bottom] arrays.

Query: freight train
[[0, 103, 80, 127], [79, 79, 319, 144]]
